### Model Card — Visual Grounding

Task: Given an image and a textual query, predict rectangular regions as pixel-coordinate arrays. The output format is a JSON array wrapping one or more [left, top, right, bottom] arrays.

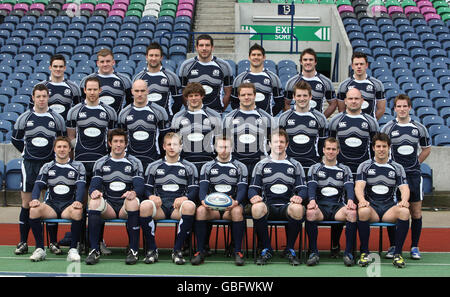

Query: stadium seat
[[5, 158, 23, 191], [434, 133, 450, 146], [434, 99, 450, 111], [422, 115, 444, 128]]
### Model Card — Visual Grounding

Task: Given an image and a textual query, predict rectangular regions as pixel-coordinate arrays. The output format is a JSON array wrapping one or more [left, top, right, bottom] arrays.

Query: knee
[[346, 209, 357, 222], [195, 205, 209, 219], [29, 206, 41, 219], [180, 200, 196, 215], [230, 205, 244, 221], [398, 207, 410, 220], [251, 202, 267, 219], [140, 200, 154, 217], [288, 204, 304, 220], [358, 207, 371, 221], [306, 209, 318, 221]]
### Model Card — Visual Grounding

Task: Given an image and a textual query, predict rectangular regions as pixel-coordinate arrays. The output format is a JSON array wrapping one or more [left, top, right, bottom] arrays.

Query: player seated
[[85, 129, 144, 265], [249, 129, 307, 265], [305, 137, 357, 266], [191, 135, 248, 266], [139, 132, 199, 265], [28, 137, 85, 262], [356, 133, 411, 268]]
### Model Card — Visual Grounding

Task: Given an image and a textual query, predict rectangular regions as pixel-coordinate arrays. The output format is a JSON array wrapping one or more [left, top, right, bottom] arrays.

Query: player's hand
[[307, 200, 318, 210], [173, 196, 188, 209], [122, 190, 137, 201], [72, 201, 83, 209], [29, 200, 40, 208], [398, 200, 409, 208], [249, 195, 263, 204], [358, 199, 370, 208], [149, 195, 162, 208], [90, 190, 103, 200], [226, 198, 238, 211], [290, 195, 303, 204], [346, 199, 357, 210]]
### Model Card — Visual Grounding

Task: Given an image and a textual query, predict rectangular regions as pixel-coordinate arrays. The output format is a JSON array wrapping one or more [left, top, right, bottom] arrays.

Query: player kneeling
[[305, 137, 357, 266], [28, 137, 85, 262]]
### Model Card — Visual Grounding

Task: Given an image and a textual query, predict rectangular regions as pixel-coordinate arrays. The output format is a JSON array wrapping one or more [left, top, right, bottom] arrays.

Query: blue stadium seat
[[408, 89, 428, 100], [434, 133, 450, 146], [440, 107, 450, 120], [5, 158, 23, 191], [416, 106, 438, 119], [428, 125, 450, 139], [422, 115, 444, 128], [412, 98, 433, 109]]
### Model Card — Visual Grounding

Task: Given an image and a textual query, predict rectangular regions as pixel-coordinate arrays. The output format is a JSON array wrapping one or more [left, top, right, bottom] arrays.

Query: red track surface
[[1, 224, 449, 252]]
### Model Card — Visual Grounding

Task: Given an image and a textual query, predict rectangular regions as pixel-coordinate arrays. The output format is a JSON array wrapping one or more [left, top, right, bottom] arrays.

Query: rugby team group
[[10, 34, 431, 269]]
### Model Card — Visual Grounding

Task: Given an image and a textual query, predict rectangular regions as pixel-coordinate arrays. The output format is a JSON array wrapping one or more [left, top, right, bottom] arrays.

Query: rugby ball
[[204, 192, 232, 211]]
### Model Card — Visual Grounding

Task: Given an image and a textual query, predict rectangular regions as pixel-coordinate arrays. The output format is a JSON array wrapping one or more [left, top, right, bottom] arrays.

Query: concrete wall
[[235, 3, 352, 81]]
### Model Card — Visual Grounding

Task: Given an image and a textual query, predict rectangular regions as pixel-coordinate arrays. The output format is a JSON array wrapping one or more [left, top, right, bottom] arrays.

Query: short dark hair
[[394, 94, 412, 108], [372, 132, 391, 147], [249, 43, 265, 56], [351, 51, 368, 63], [183, 82, 205, 98], [300, 48, 317, 62], [84, 76, 101, 88], [271, 128, 289, 144], [53, 136, 72, 149], [108, 128, 128, 145], [146, 42, 163, 56], [196, 34, 214, 47], [50, 54, 66, 66], [32, 84, 49, 96]]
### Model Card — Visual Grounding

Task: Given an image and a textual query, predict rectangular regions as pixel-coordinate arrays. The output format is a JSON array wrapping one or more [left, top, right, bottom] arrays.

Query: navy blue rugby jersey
[[222, 108, 274, 165], [89, 154, 144, 202], [118, 103, 169, 166], [248, 156, 307, 205], [133, 67, 182, 116], [307, 162, 355, 204], [178, 56, 233, 113], [171, 107, 222, 166], [66, 102, 117, 163], [381, 119, 430, 174], [284, 72, 336, 113], [277, 108, 328, 167], [337, 75, 385, 118], [12, 109, 66, 161], [31, 79, 82, 119], [356, 159, 408, 203], [328, 112, 379, 172], [80, 72, 132, 113], [230, 69, 284, 116], [32, 159, 86, 203], [199, 157, 248, 205], [144, 157, 199, 202]]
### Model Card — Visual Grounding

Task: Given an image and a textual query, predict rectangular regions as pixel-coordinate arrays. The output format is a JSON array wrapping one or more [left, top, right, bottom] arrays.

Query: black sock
[[47, 222, 58, 244], [253, 217, 271, 250], [331, 224, 343, 248], [411, 217, 422, 248], [127, 210, 140, 252], [174, 214, 194, 251], [344, 221, 357, 255], [286, 217, 302, 251], [306, 220, 318, 254], [194, 220, 207, 253], [394, 219, 410, 255], [29, 217, 44, 249], [357, 220, 370, 254], [88, 210, 101, 251], [387, 225, 396, 247], [140, 216, 156, 251], [19, 207, 30, 243], [70, 219, 82, 249], [232, 221, 245, 253]]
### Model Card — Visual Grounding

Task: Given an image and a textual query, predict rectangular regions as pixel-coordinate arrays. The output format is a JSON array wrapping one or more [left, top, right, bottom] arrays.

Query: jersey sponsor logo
[[190, 69, 199, 76], [215, 184, 232, 193], [212, 70, 220, 77], [202, 85, 213, 95], [27, 120, 34, 127], [124, 166, 132, 173], [270, 184, 288, 194], [68, 171, 75, 178], [338, 121, 347, 128], [344, 137, 362, 147], [293, 134, 310, 144], [397, 145, 414, 155], [49, 104, 65, 114], [187, 133, 205, 142], [321, 187, 338, 197], [263, 167, 272, 174], [255, 92, 265, 102], [156, 169, 165, 175], [371, 184, 389, 195], [368, 169, 376, 175], [229, 168, 237, 176], [31, 137, 49, 147], [102, 166, 111, 172], [48, 170, 56, 176], [336, 172, 343, 180], [48, 121, 55, 128], [391, 130, 400, 137], [133, 131, 149, 141], [84, 127, 101, 137], [239, 134, 256, 144], [388, 171, 395, 178], [148, 93, 162, 102], [178, 169, 185, 176], [163, 184, 179, 192], [287, 119, 295, 126], [54, 184, 70, 195], [64, 89, 71, 96], [113, 81, 121, 88], [100, 96, 115, 105], [109, 181, 126, 191], [361, 101, 369, 109], [318, 171, 326, 178]]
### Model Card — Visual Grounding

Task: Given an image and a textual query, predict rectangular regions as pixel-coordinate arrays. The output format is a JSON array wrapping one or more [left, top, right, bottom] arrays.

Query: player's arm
[[397, 184, 410, 208], [375, 99, 386, 120], [355, 180, 368, 207], [248, 164, 263, 204], [11, 115, 26, 152], [324, 99, 338, 118], [222, 86, 232, 111], [418, 146, 431, 163]]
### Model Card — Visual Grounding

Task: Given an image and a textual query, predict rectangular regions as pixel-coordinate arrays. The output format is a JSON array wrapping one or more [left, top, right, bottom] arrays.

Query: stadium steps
[[192, 0, 236, 60]]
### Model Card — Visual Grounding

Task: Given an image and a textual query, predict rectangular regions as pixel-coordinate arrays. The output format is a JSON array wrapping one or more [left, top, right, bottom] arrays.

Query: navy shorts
[[45, 199, 73, 219], [22, 159, 50, 192], [369, 199, 397, 220], [398, 171, 422, 203], [317, 201, 346, 221], [267, 203, 290, 220]]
